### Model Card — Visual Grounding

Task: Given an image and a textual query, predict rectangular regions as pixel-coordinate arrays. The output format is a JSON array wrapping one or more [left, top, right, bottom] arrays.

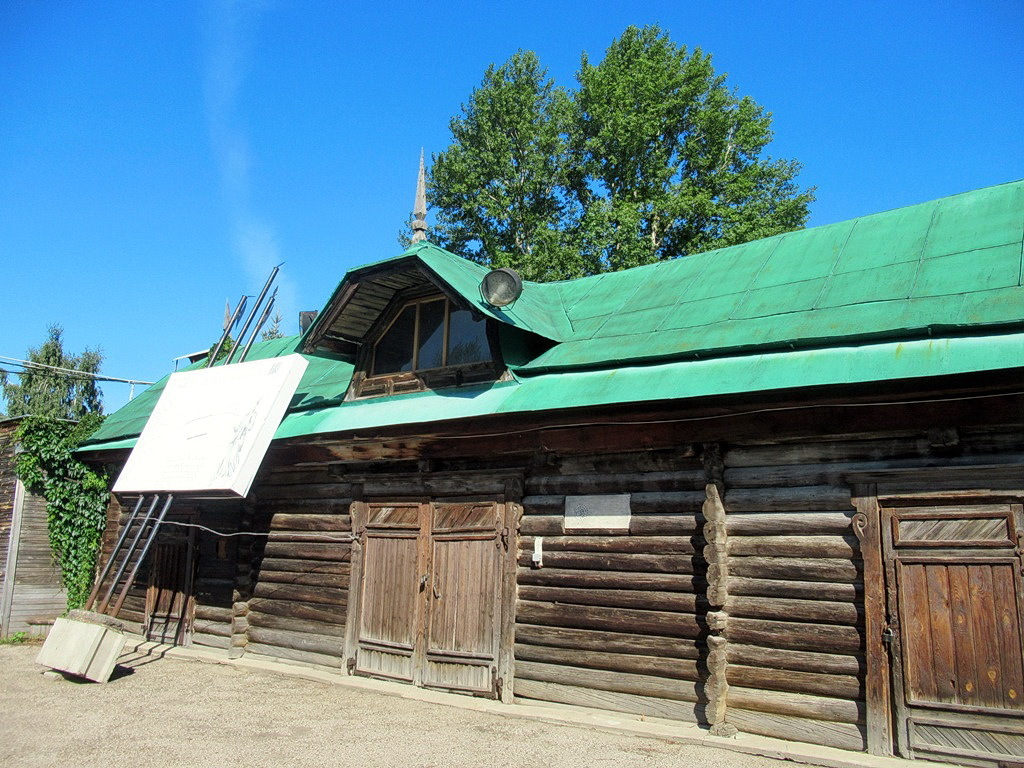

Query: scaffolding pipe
[[239, 290, 277, 363], [96, 494, 162, 614], [84, 496, 145, 611], [109, 495, 175, 619], [226, 264, 281, 365]]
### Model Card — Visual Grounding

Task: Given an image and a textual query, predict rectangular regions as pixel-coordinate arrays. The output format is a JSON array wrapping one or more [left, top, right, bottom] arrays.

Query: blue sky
[[2, 0, 1022, 413]]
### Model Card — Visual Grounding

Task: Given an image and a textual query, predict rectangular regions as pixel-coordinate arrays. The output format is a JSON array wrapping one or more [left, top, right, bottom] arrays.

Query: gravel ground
[[1, 642, 806, 768]]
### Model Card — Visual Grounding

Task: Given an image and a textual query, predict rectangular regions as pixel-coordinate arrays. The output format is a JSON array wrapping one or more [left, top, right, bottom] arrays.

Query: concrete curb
[[122, 638, 925, 768]]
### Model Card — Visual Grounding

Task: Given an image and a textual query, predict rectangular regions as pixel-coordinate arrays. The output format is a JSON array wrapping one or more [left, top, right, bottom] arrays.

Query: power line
[[160, 519, 354, 542], [0, 355, 153, 386]]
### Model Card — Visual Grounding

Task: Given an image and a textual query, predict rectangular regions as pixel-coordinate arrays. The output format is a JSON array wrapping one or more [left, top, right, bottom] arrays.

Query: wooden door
[[353, 502, 422, 682], [352, 498, 507, 697], [883, 502, 1024, 766], [421, 501, 504, 694], [145, 539, 195, 645]]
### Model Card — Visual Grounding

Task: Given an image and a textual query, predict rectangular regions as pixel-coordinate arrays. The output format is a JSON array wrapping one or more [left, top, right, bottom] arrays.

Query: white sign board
[[113, 354, 308, 498], [564, 494, 631, 530]]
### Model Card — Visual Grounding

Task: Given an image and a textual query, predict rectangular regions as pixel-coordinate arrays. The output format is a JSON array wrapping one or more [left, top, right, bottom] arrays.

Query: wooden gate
[[882, 501, 1024, 765], [350, 498, 509, 697]]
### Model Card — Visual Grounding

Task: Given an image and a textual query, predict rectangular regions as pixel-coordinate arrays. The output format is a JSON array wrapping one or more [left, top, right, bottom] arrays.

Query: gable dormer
[[301, 249, 508, 398]]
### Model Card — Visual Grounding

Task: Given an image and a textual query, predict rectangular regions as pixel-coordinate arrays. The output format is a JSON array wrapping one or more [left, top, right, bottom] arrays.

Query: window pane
[[447, 307, 490, 365], [416, 299, 446, 369], [373, 305, 416, 374]]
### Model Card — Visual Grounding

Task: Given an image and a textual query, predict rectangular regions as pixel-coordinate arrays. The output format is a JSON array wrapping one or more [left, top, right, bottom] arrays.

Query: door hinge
[[346, 656, 356, 674], [499, 526, 510, 551]]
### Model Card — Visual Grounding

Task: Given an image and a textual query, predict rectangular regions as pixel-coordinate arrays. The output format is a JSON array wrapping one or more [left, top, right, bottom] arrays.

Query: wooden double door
[[882, 500, 1024, 765], [349, 498, 512, 698]]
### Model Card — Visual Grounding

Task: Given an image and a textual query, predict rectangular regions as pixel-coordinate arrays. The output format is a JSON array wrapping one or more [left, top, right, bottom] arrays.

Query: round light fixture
[[480, 267, 523, 307]]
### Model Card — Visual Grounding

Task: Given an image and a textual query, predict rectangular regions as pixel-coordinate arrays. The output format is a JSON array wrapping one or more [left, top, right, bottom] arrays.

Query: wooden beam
[[851, 484, 893, 757], [0, 478, 26, 636]]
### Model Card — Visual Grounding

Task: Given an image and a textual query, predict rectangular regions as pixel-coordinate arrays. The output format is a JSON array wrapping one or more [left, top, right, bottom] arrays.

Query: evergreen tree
[[261, 311, 286, 340], [429, 51, 594, 281]]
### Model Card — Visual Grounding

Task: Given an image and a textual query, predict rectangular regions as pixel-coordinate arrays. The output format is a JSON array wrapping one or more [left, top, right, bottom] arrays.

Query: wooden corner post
[[702, 443, 736, 737]]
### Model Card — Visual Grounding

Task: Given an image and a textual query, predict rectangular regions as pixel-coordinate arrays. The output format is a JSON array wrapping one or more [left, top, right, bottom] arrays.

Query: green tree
[[429, 51, 594, 281], [0, 325, 103, 419], [421, 26, 814, 278], [575, 26, 813, 269], [261, 311, 286, 340]]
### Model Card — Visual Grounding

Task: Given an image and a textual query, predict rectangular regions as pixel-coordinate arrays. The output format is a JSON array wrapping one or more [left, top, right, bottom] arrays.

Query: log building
[[81, 180, 1024, 766]]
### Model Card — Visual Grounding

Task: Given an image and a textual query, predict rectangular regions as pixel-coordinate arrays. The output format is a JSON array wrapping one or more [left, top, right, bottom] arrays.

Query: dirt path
[[0, 643, 815, 768]]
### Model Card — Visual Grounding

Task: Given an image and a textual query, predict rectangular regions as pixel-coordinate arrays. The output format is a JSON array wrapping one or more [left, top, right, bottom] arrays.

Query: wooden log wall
[[87, 414, 1024, 762], [241, 465, 353, 668], [190, 500, 242, 650], [513, 448, 710, 722], [718, 424, 1024, 752], [95, 495, 234, 643]]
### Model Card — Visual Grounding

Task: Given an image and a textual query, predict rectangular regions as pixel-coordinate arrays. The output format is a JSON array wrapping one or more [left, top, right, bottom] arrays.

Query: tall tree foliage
[[1, 325, 103, 419], [425, 26, 814, 278], [429, 51, 593, 281]]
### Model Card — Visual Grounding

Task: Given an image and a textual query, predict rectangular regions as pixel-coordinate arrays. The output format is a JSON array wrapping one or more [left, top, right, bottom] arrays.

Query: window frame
[[371, 295, 486, 376], [348, 291, 503, 400]]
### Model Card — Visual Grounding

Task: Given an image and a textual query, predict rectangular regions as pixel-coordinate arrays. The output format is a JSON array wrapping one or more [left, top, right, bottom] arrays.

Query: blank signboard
[[113, 354, 308, 497]]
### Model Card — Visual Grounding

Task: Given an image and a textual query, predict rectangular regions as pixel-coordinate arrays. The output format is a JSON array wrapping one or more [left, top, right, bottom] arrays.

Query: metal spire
[[411, 148, 428, 243]]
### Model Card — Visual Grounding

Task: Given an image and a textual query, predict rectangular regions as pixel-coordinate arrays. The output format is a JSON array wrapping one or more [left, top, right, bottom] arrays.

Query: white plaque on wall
[[113, 354, 308, 498], [564, 494, 631, 530]]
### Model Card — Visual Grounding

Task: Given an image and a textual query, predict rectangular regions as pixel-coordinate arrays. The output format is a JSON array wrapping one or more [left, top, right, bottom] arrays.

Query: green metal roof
[[523, 180, 1024, 372], [83, 180, 1024, 452]]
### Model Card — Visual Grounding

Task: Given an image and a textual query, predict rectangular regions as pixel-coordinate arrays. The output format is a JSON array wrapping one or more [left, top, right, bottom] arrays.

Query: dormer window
[[349, 294, 502, 399], [373, 296, 491, 375]]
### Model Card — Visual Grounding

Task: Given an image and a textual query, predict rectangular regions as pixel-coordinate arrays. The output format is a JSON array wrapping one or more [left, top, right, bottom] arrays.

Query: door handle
[[433, 583, 441, 600]]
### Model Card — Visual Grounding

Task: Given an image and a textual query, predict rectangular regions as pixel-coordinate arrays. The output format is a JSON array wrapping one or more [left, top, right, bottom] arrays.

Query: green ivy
[[15, 414, 110, 611]]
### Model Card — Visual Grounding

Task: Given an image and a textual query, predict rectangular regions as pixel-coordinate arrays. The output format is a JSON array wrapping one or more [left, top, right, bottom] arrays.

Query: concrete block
[[36, 615, 128, 683]]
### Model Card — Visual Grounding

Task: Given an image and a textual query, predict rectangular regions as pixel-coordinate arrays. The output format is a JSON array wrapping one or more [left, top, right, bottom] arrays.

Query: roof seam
[[653, 246, 721, 333], [812, 218, 859, 309], [1018, 208, 1024, 288], [584, 272, 653, 340], [727, 234, 786, 321], [906, 201, 942, 300]]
